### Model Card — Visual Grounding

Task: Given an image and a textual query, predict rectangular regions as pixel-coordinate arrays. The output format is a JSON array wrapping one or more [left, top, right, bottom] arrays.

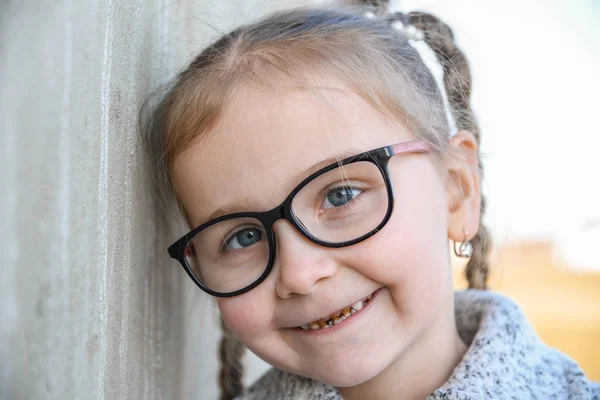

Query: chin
[[298, 352, 392, 388]]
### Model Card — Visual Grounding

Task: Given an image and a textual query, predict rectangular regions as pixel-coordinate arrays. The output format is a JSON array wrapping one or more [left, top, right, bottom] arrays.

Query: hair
[[141, 1, 492, 399]]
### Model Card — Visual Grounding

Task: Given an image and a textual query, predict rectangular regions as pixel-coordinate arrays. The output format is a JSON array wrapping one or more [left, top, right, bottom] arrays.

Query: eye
[[225, 227, 264, 250], [323, 186, 363, 209]]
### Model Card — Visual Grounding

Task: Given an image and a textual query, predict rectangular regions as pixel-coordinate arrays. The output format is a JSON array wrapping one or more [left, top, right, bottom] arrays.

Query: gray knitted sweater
[[239, 290, 600, 399]]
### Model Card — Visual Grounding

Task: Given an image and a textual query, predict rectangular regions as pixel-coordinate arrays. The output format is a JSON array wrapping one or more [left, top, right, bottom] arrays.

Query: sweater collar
[[428, 289, 589, 399]]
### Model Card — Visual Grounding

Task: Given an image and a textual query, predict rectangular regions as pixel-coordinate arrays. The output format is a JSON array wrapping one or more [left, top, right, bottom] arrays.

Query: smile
[[299, 291, 376, 330]]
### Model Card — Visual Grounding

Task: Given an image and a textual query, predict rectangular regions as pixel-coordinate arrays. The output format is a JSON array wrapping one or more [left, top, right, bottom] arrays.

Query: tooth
[[306, 297, 373, 330]]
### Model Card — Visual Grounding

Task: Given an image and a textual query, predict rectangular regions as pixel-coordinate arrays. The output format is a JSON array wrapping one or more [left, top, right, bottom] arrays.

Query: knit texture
[[238, 290, 600, 399]]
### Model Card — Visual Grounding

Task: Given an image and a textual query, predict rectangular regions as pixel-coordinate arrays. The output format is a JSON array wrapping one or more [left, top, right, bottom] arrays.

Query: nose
[[273, 220, 338, 299]]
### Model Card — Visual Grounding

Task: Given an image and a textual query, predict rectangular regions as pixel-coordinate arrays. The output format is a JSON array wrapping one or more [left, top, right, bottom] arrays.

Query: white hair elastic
[[363, 11, 458, 137]]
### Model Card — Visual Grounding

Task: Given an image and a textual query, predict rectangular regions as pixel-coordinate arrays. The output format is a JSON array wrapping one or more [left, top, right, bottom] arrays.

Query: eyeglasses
[[168, 140, 431, 297]]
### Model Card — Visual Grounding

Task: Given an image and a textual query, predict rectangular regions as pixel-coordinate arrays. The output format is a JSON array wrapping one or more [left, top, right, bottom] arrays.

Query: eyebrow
[[197, 150, 359, 226]]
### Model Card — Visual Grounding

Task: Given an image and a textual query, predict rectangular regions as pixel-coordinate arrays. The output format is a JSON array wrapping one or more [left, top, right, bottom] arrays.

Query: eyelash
[[220, 225, 263, 253], [321, 184, 365, 210]]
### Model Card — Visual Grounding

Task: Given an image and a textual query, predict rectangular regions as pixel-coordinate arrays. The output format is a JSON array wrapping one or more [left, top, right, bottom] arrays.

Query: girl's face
[[172, 80, 471, 387]]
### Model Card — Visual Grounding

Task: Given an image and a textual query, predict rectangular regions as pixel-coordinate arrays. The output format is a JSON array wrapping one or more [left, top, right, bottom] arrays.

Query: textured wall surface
[[0, 1, 317, 399], [1, 1, 186, 399]]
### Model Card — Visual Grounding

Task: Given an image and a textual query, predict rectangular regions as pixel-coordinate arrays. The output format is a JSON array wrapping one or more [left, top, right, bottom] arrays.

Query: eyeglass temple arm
[[389, 140, 432, 155]]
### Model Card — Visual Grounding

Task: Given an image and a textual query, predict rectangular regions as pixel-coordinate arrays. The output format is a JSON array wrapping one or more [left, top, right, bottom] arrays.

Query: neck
[[337, 300, 467, 400]]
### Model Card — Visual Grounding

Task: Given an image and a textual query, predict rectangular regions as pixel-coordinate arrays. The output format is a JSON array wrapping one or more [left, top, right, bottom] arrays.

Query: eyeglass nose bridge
[[260, 198, 309, 242]]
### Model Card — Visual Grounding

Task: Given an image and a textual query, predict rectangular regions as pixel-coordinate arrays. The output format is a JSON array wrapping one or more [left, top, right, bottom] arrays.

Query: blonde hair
[[141, 3, 491, 399]]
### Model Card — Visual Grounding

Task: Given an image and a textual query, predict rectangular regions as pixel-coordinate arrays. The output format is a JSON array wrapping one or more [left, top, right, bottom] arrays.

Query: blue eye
[[324, 187, 362, 209], [226, 228, 263, 250]]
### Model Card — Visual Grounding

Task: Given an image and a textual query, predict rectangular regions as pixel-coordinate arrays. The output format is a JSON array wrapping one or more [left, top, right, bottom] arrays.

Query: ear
[[445, 130, 481, 243]]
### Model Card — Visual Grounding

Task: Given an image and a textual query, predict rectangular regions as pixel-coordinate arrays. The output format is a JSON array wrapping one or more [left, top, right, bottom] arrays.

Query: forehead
[[172, 79, 413, 226]]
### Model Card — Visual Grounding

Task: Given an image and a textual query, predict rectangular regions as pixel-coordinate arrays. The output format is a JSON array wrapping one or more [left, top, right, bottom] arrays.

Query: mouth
[[298, 290, 378, 331]]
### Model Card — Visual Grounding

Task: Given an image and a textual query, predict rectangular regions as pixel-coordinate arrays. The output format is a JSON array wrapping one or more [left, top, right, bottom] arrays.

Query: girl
[[142, 1, 600, 399]]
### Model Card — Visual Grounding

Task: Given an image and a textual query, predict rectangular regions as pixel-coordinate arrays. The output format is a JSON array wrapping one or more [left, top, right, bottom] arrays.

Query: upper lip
[[284, 290, 377, 327]]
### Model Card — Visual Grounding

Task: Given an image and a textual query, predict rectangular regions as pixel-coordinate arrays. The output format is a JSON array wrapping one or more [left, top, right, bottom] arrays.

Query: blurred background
[[1, 0, 598, 399], [400, 0, 600, 384]]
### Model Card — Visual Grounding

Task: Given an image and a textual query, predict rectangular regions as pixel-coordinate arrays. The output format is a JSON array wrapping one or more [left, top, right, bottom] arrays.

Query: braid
[[407, 12, 492, 289], [347, 0, 390, 8], [467, 196, 492, 289], [218, 318, 245, 400]]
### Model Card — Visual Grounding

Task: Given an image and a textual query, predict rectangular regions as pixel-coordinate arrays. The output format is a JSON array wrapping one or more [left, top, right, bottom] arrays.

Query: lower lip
[[293, 288, 383, 335]]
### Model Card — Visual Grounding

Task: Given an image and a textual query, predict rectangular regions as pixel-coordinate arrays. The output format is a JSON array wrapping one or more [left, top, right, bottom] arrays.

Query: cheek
[[346, 191, 451, 330], [353, 215, 447, 287], [350, 160, 450, 290], [217, 289, 274, 339]]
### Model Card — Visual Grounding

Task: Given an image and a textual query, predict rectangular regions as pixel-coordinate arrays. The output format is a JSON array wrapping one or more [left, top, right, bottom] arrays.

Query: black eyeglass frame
[[168, 140, 431, 297]]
